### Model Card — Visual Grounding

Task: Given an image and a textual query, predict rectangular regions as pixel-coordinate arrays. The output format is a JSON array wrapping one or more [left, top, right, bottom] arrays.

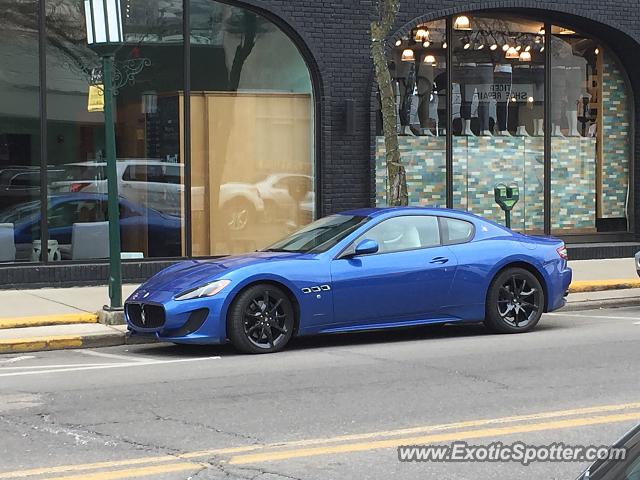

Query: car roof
[[338, 206, 482, 220]]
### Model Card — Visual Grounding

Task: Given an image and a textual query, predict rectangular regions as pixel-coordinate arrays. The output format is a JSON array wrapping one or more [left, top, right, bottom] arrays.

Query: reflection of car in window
[[577, 423, 640, 480], [1, 193, 182, 259]]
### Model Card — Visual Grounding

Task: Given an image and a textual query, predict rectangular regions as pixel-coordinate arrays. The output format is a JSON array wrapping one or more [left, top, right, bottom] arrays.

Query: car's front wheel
[[485, 267, 544, 333], [227, 284, 295, 354]]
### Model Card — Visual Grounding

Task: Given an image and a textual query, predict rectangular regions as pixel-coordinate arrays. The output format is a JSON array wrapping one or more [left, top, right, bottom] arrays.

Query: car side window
[[440, 217, 474, 245], [354, 215, 440, 254]]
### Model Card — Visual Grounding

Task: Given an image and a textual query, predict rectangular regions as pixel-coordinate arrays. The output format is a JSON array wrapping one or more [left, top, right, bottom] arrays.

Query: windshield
[[263, 214, 369, 253]]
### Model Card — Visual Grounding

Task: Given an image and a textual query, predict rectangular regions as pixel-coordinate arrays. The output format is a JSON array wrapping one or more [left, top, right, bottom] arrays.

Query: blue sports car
[[126, 207, 572, 354]]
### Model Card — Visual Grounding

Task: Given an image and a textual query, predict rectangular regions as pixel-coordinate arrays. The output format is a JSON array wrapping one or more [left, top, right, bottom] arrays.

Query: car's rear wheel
[[227, 284, 295, 354], [485, 267, 544, 333]]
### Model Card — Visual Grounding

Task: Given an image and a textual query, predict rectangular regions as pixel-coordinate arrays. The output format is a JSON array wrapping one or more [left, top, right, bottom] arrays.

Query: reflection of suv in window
[[50, 160, 265, 220]]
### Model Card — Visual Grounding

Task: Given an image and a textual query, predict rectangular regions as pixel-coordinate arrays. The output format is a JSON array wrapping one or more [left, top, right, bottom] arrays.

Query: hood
[[139, 251, 314, 294]]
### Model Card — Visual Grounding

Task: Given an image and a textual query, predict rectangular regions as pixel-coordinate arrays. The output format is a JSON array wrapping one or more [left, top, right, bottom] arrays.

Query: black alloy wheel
[[227, 284, 295, 354], [485, 267, 544, 333]]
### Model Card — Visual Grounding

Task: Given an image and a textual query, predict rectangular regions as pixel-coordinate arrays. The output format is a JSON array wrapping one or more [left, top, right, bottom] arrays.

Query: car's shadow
[[132, 321, 561, 358]]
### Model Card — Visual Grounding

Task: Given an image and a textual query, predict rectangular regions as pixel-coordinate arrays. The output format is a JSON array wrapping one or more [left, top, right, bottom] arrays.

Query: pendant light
[[414, 28, 428, 42], [453, 15, 472, 31], [423, 54, 436, 65], [519, 51, 532, 62], [505, 46, 519, 59], [401, 49, 415, 62]]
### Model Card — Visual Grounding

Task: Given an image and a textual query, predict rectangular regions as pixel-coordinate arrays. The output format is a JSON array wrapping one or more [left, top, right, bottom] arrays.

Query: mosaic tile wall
[[601, 53, 631, 219], [550, 137, 597, 231], [376, 135, 597, 231], [375, 136, 446, 207]]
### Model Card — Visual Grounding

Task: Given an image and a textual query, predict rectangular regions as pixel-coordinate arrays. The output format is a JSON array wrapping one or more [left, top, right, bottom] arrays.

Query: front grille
[[126, 303, 166, 329]]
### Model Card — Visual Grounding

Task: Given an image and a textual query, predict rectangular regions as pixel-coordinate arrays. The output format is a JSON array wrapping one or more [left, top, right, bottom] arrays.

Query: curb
[[0, 313, 98, 330], [562, 296, 640, 312], [569, 279, 640, 293], [0, 331, 156, 354]]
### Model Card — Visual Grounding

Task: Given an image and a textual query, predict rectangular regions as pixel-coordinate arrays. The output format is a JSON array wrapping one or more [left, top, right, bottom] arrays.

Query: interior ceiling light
[[595, 47, 600, 55], [490, 43, 498, 50], [423, 40, 430, 48], [502, 44, 510, 52], [442, 42, 447, 49], [395, 39, 402, 47], [559, 27, 576, 35], [538, 27, 545, 35], [477, 43, 485, 50], [515, 45, 522, 51], [423, 54, 436, 64], [540, 46, 545, 52], [401, 49, 415, 62], [525, 45, 531, 52], [453, 15, 472, 30], [519, 50, 532, 62], [505, 46, 519, 59], [414, 28, 428, 42]]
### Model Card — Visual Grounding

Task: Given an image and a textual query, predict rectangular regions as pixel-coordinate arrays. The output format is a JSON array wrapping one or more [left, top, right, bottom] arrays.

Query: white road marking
[[0, 356, 221, 378], [0, 355, 35, 364], [75, 349, 150, 362], [546, 313, 640, 321], [0, 363, 107, 370]]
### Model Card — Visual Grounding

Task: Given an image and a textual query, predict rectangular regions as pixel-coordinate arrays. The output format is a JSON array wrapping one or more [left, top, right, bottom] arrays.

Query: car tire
[[484, 267, 545, 334], [227, 284, 295, 354]]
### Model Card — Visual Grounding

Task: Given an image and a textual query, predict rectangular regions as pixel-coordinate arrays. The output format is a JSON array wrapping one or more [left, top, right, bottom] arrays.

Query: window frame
[[438, 216, 475, 246]]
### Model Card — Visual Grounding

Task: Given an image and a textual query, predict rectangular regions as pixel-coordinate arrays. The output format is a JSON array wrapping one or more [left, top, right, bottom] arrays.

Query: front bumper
[[125, 291, 228, 344]]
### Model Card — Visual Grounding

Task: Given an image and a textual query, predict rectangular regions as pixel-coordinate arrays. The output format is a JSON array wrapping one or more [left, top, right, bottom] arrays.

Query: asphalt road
[[1, 306, 640, 480]]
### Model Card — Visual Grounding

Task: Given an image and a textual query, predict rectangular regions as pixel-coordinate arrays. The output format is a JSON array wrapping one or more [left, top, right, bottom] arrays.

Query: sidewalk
[[0, 259, 639, 353]]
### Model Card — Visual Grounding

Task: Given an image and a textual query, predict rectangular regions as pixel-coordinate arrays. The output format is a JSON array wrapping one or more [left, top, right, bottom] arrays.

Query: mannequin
[[531, 64, 545, 136], [565, 64, 584, 137], [494, 63, 513, 136], [453, 62, 479, 136], [416, 62, 435, 135], [475, 63, 494, 136]]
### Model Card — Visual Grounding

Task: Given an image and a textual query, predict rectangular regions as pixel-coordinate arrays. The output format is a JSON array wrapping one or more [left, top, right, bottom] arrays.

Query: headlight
[[175, 280, 231, 301]]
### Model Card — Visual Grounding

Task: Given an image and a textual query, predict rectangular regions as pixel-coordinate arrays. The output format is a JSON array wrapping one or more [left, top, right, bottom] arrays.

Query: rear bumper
[[548, 266, 572, 311]]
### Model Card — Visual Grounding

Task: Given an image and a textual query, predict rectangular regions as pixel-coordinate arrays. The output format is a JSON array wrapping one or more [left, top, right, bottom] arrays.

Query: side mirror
[[354, 239, 379, 256]]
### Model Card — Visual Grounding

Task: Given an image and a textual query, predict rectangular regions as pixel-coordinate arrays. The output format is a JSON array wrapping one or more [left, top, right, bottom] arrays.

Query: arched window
[[377, 12, 633, 236], [189, 1, 315, 256]]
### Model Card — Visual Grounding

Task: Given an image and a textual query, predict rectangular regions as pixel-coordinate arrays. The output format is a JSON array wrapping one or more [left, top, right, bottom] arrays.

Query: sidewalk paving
[[0, 258, 638, 353]]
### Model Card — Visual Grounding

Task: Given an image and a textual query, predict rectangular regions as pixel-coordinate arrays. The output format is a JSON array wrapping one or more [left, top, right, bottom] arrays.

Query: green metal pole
[[103, 54, 122, 309]]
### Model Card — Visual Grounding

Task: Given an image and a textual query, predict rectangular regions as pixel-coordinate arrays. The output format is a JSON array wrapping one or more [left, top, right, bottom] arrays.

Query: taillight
[[556, 244, 568, 260], [70, 182, 90, 192]]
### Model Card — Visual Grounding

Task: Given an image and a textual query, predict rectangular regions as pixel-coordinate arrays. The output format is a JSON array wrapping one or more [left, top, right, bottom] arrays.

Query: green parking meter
[[494, 183, 519, 229]]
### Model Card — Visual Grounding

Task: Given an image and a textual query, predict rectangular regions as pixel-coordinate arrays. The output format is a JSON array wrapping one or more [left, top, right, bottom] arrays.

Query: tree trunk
[[371, 0, 408, 206]]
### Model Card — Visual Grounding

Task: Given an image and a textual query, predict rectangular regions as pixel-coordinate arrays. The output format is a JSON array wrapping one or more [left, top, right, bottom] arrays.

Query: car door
[[330, 215, 458, 327]]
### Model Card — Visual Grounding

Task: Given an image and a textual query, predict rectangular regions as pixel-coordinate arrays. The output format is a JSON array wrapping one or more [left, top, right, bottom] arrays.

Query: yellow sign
[[88, 84, 104, 112]]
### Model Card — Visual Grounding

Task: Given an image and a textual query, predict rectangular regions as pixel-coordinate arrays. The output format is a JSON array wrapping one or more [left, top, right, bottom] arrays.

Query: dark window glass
[[0, 0, 41, 262]]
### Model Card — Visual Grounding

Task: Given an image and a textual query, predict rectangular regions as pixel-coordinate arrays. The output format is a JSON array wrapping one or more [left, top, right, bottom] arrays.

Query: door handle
[[430, 256, 449, 264]]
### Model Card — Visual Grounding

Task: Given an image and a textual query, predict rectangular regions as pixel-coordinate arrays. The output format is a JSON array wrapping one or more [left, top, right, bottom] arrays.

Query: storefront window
[[45, 0, 184, 261], [189, 0, 315, 256], [452, 15, 544, 232], [376, 20, 446, 207], [0, 0, 41, 263], [377, 13, 633, 236], [550, 27, 631, 233]]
